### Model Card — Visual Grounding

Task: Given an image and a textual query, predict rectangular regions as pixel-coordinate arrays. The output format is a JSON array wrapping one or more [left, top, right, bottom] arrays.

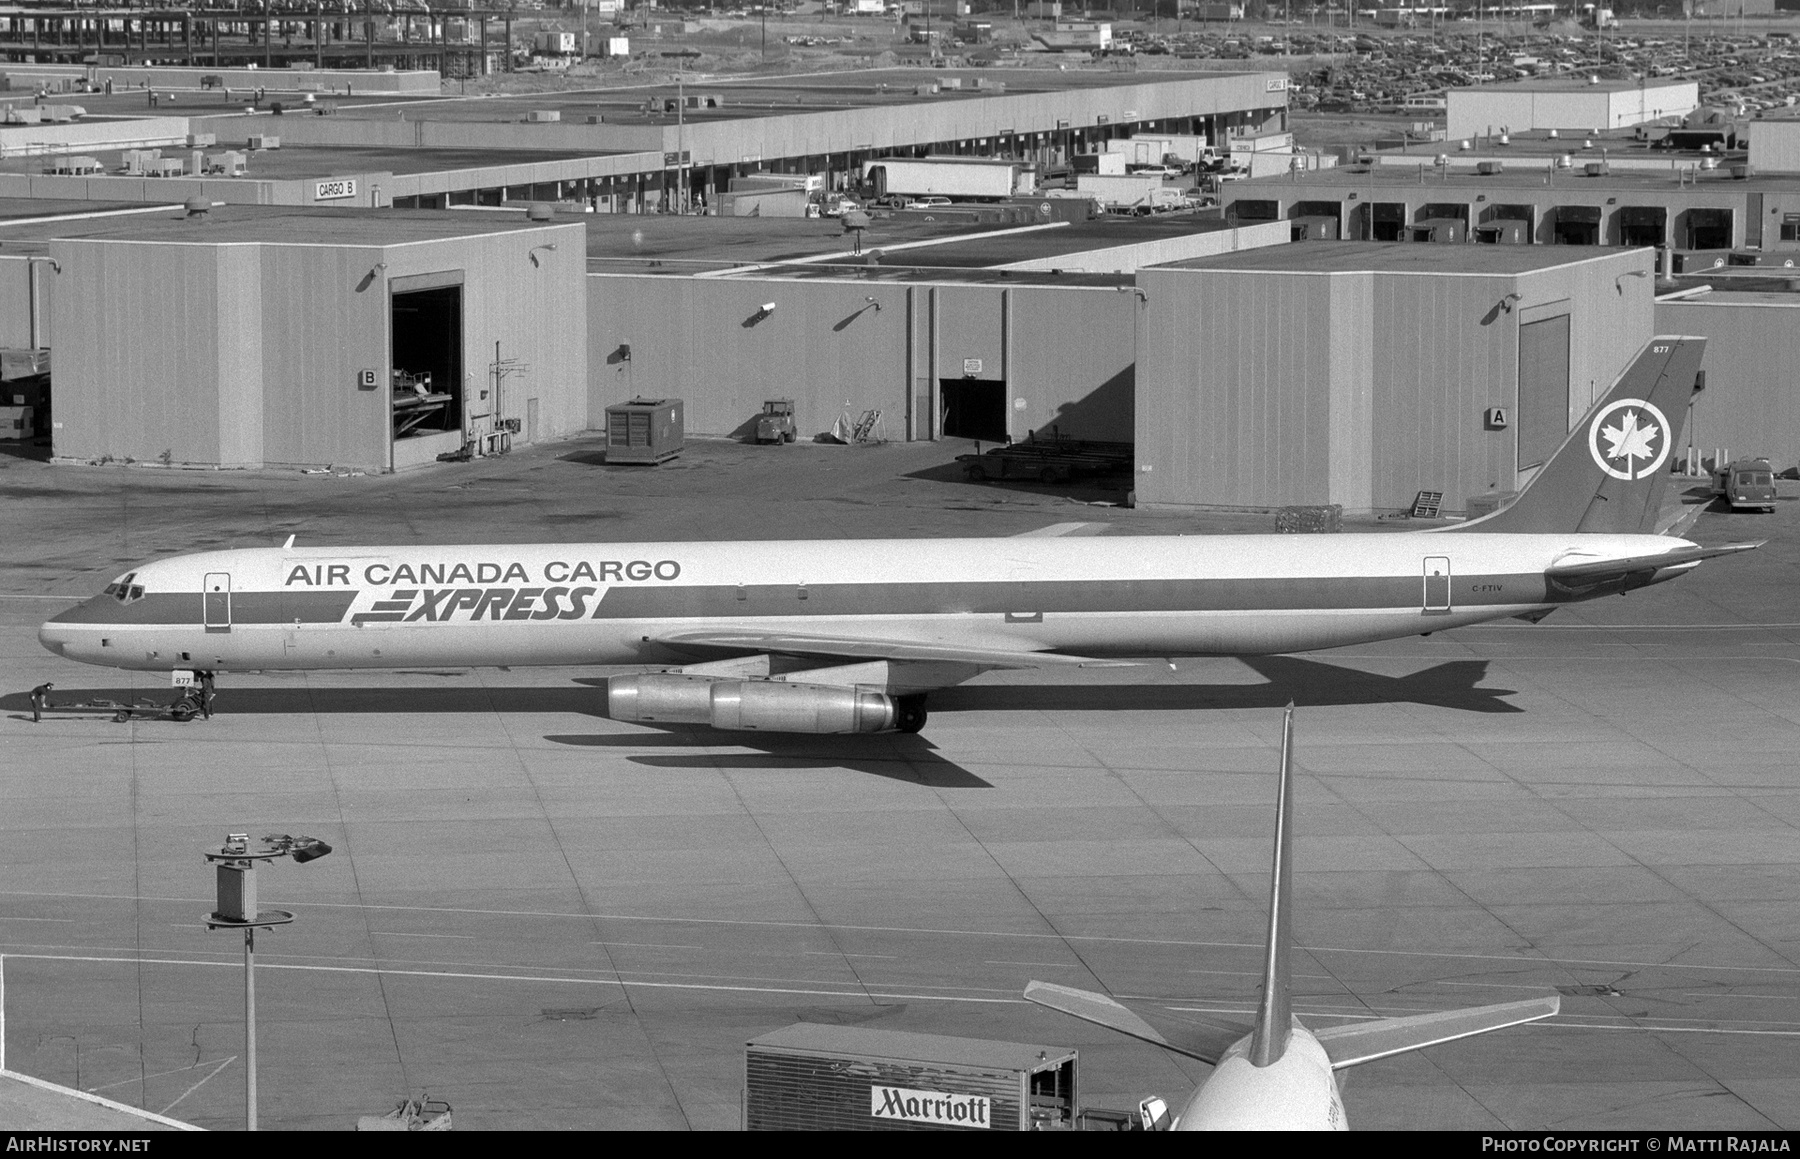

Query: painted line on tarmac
[[7, 891, 1800, 978], [86, 1057, 235, 1095], [591, 941, 704, 951], [371, 931, 475, 939], [0, 950, 1025, 1005]]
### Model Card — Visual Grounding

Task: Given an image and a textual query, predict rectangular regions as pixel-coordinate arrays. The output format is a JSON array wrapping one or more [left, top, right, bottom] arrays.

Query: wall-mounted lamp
[[529, 243, 558, 268], [617, 343, 631, 362], [1347, 192, 1358, 200], [1616, 269, 1650, 294], [1499, 292, 1522, 314], [1114, 286, 1149, 301], [1477, 194, 1487, 202], [371, 261, 387, 277], [863, 295, 882, 312]]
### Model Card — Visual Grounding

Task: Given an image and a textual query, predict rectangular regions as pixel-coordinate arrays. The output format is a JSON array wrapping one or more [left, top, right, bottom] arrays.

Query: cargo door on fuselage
[[1423, 557, 1451, 615], [204, 572, 232, 633]]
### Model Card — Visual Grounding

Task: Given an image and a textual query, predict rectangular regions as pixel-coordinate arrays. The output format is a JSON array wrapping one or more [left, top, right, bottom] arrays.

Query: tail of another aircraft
[[1247, 705, 1296, 1068], [1450, 336, 1706, 535]]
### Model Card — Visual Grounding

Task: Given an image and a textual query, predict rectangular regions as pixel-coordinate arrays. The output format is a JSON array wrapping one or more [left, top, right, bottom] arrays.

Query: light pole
[[204, 832, 332, 1132]]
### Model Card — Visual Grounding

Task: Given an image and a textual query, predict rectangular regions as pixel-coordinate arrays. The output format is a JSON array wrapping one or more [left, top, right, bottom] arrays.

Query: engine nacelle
[[710, 680, 897, 734], [606, 673, 897, 734], [606, 673, 717, 724]]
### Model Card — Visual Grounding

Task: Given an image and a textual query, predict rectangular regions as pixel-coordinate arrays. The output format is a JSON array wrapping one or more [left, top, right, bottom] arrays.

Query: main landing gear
[[895, 694, 928, 734]]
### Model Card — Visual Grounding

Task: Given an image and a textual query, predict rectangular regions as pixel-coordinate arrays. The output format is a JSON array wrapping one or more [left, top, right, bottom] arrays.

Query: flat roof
[[748, 1023, 1068, 1071], [1158, 239, 1643, 275], [1461, 77, 1698, 95], [326, 67, 1276, 127], [0, 143, 626, 182], [581, 212, 1006, 269], [579, 210, 1238, 276], [0, 204, 563, 251], [1235, 166, 1791, 192]]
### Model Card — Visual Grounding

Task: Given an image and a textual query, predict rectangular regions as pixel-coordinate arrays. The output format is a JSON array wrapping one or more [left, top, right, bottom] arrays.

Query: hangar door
[[391, 272, 465, 443], [1517, 314, 1571, 472], [940, 379, 1008, 441]]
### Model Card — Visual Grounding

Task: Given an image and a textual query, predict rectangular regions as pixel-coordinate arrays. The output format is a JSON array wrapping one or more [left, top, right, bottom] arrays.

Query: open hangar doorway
[[940, 378, 1009, 442], [390, 275, 465, 448]]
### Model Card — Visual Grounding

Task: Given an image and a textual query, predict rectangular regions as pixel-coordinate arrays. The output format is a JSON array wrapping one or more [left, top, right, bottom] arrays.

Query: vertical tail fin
[[1453, 336, 1706, 535], [1248, 704, 1296, 1068]]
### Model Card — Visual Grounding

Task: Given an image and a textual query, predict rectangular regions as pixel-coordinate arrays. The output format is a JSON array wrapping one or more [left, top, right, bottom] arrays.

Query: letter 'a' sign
[[871, 1084, 990, 1128]]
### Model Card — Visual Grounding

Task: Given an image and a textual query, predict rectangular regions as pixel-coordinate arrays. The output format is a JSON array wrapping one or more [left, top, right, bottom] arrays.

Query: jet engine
[[607, 673, 899, 734]]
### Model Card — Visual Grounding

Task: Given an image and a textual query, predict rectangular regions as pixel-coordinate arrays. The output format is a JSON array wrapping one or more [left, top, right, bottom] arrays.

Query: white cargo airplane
[[1024, 706, 1561, 1131], [39, 336, 1759, 734]]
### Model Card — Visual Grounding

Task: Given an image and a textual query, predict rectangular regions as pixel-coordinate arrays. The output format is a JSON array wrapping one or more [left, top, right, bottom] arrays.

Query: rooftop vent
[[184, 196, 210, 218], [527, 204, 553, 222]]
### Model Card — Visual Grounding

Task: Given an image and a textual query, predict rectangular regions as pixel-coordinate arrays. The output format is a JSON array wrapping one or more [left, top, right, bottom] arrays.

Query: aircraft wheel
[[1039, 466, 1060, 485], [895, 695, 928, 734], [170, 704, 195, 723]]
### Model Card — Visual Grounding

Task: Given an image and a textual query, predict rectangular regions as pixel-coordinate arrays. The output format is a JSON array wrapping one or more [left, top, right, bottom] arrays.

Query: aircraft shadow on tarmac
[[3, 657, 1519, 723], [5, 658, 1516, 783], [545, 729, 993, 789], [932, 657, 1522, 716]]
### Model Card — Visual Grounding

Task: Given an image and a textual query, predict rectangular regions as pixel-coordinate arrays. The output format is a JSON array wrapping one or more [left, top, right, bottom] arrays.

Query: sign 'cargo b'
[[870, 1084, 991, 1128]]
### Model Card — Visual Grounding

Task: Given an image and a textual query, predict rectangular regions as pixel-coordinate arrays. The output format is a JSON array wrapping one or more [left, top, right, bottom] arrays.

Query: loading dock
[[1684, 207, 1733, 250], [390, 276, 464, 454], [1619, 206, 1667, 247], [1370, 202, 1407, 241], [940, 378, 1009, 442], [1552, 205, 1601, 245]]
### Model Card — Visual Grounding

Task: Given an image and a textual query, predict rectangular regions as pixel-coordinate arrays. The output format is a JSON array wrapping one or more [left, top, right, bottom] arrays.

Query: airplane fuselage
[[1176, 1026, 1348, 1132], [40, 532, 1701, 674]]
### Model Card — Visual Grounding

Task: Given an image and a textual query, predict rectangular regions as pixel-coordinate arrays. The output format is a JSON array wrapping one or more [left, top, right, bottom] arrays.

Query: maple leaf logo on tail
[[1588, 399, 1672, 481]]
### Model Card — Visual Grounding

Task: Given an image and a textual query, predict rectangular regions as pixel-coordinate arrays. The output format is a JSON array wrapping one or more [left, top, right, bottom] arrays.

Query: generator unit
[[603, 397, 683, 465], [744, 1024, 1077, 1131]]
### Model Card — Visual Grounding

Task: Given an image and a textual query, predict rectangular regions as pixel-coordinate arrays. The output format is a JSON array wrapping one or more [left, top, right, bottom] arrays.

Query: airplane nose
[[37, 621, 68, 657]]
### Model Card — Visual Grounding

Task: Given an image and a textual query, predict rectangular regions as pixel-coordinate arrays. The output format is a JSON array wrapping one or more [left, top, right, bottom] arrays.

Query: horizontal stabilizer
[[1014, 522, 1114, 538], [1313, 996, 1560, 1070], [654, 629, 1140, 670], [1023, 981, 1248, 1065], [1545, 541, 1763, 595]]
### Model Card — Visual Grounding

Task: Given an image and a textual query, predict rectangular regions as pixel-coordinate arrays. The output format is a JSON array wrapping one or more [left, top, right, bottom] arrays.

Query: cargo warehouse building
[[0, 198, 1688, 516], [0, 67, 1290, 215]]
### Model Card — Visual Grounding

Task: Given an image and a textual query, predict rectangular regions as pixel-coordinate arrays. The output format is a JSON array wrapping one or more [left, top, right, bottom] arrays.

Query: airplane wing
[[1013, 522, 1113, 537], [653, 629, 1141, 669], [1023, 981, 1249, 1065], [1311, 996, 1560, 1070], [1545, 541, 1762, 596]]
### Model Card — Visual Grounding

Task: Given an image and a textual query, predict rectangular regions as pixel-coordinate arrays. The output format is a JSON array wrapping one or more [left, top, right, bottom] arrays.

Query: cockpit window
[[104, 573, 143, 603]]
